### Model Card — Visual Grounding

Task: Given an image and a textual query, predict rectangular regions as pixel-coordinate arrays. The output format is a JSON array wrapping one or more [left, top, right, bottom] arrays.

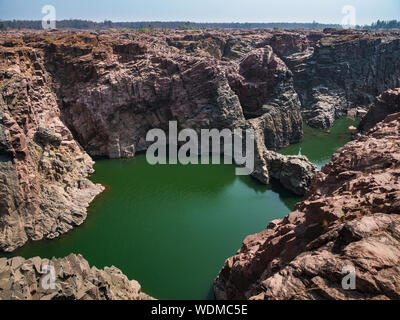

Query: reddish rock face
[[359, 88, 400, 132], [0, 39, 104, 252], [268, 32, 317, 57], [35, 31, 303, 158], [227, 47, 299, 117], [214, 112, 400, 300]]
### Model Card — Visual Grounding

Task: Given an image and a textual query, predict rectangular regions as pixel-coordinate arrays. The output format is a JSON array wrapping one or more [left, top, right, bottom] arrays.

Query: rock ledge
[[0, 254, 154, 300]]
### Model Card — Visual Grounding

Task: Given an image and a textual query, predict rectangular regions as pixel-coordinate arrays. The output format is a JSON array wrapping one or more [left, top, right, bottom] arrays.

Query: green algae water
[[2, 117, 358, 300], [279, 117, 360, 169], [4, 156, 300, 300]]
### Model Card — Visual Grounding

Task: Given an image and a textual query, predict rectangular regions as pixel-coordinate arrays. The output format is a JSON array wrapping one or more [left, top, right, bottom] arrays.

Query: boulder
[[265, 152, 318, 195]]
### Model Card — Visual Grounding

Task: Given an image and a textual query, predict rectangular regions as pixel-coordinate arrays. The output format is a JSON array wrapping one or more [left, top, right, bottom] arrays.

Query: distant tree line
[[0, 19, 341, 30], [0, 19, 398, 31], [360, 20, 400, 29]]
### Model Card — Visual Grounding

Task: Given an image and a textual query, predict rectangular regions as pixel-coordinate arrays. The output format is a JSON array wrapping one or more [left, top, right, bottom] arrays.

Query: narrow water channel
[[279, 117, 360, 169]]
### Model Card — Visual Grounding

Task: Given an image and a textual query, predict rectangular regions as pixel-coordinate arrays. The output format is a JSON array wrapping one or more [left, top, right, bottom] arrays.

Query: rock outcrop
[[226, 47, 303, 147], [165, 29, 322, 61], [248, 116, 317, 194], [265, 152, 318, 196], [359, 88, 400, 132], [215, 112, 400, 300], [0, 254, 153, 300]]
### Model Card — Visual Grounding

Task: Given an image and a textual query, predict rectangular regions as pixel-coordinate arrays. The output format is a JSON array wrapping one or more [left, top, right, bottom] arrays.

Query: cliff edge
[[215, 110, 400, 300]]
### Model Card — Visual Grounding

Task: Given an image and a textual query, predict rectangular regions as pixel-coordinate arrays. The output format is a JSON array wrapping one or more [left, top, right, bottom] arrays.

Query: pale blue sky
[[0, 0, 399, 24]]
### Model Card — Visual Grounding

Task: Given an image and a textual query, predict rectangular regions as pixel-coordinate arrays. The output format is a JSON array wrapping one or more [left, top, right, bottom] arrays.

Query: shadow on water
[[238, 175, 301, 211]]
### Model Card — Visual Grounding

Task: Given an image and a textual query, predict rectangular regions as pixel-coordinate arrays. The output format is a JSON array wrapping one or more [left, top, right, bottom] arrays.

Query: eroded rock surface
[[0, 254, 153, 300], [286, 29, 400, 128], [0, 43, 104, 252], [37, 31, 303, 157], [215, 112, 400, 300], [359, 88, 400, 132], [248, 116, 317, 194], [265, 152, 318, 196], [0, 29, 315, 253]]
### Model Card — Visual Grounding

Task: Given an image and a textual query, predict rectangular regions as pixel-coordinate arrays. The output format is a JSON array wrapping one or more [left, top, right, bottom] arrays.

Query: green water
[[3, 156, 300, 300], [1, 117, 358, 300], [279, 117, 360, 169]]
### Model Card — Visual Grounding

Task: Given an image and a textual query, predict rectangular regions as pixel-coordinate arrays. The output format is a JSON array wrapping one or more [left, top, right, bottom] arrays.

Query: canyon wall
[[0, 40, 103, 252], [215, 109, 400, 300], [286, 29, 400, 128], [39, 31, 304, 157]]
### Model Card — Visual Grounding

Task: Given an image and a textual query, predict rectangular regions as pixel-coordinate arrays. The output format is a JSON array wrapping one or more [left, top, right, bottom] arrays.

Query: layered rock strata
[[285, 29, 400, 128], [247, 117, 318, 195], [215, 112, 400, 300], [0, 254, 153, 300]]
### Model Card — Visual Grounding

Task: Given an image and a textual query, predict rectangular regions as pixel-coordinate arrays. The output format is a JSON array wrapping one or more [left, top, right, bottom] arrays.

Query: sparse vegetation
[[178, 24, 197, 30], [0, 19, 398, 31], [367, 19, 400, 29], [0, 19, 344, 30]]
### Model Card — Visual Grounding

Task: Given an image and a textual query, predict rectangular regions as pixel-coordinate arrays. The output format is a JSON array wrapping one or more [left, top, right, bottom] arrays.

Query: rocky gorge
[[0, 28, 400, 300], [215, 94, 400, 300]]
